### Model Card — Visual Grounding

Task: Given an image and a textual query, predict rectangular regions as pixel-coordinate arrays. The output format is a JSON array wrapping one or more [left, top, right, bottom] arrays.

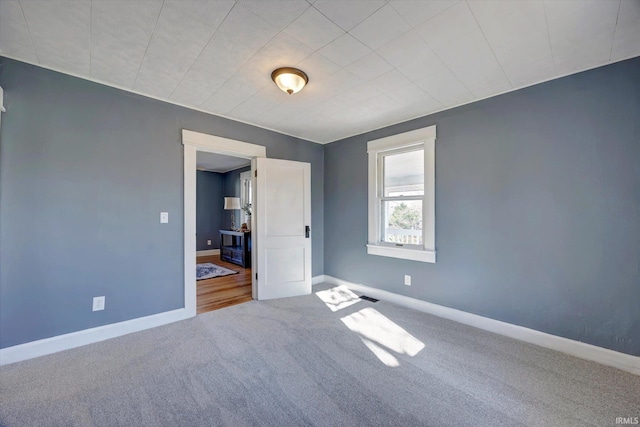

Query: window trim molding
[[367, 125, 436, 263]]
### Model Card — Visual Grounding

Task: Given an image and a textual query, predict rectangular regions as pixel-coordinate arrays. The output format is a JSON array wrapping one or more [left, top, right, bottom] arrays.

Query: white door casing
[[182, 130, 265, 316], [254, 157, 312, 300]]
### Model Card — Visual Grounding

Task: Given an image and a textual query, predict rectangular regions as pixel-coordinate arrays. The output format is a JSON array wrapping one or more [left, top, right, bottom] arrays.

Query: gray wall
[[324, 57, 640, 356], [196, 171, 223, 250], [0, 57, 324, 349]]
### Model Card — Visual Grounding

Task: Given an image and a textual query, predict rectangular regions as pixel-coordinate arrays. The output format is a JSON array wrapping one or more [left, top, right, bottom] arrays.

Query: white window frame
[[240, 170, 252, 225], [367, 125, 436, 263], [0, 87, 5, 130]]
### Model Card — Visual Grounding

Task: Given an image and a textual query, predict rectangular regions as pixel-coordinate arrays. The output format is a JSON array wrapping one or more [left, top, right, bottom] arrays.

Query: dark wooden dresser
[[219, 230, 251, 268]]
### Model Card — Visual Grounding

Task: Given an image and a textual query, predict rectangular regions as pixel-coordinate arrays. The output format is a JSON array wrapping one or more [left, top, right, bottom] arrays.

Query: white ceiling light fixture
[[271, 67, 309, 95]]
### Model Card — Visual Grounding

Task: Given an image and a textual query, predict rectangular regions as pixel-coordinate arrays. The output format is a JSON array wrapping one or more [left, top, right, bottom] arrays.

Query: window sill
[[366, 244, 436, 263]]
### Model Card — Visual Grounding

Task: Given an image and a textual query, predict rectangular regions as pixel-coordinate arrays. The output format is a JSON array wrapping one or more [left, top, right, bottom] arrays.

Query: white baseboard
[[1, 275, 325, 366], [0, 308, 192, 366], [322, 275, 640, 376], [6, 275, 636, 375], [197, 249, 220, 256], [312, 275, 326, 285]]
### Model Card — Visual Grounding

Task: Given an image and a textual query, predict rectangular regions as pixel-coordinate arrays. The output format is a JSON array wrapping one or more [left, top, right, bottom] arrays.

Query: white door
[[253, 158, 311, 300]]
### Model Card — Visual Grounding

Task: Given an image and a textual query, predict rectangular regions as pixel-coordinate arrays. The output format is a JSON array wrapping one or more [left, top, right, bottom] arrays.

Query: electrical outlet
[[160, 212, 169, 223], [93, 296, 105, 311], [404, 275, 411, 286], [207, 240, 212, 246]]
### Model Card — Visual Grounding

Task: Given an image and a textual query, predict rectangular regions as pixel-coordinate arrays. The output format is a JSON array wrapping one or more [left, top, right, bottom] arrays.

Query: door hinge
[[255, 273, 258, 280], [254, 170, 257, 177]]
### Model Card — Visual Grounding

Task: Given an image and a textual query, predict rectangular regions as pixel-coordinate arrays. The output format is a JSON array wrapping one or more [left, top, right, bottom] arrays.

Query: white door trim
[[182, 130, 267, 158], [182, 129, 266, 317]]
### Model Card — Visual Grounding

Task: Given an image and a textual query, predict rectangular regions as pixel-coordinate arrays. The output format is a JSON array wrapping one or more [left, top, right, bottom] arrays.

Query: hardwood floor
[[196, 254, 252, 314]]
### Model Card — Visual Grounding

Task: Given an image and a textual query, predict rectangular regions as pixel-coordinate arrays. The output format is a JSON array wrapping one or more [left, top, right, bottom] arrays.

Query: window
[[240, 170, 252, 225], [367, 125, 436, 263]]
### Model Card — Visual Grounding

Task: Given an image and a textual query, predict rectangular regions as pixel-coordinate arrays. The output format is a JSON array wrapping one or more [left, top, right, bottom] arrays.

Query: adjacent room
[[195, 152, 253, 313], [1, 1, 639, 425]]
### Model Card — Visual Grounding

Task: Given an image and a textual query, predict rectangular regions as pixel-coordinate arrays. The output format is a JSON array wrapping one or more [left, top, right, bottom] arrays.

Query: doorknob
[[305, 225, 310, 238]]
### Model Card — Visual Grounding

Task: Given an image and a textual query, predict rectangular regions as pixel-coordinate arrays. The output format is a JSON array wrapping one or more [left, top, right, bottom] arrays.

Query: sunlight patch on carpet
[[315, 285, 361, 312], [341, 307, 425, 367], [360, 337, 400, 367]]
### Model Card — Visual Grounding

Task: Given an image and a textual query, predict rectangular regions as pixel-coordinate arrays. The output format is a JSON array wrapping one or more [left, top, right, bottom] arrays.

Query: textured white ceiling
[[1, 0, 638, 144], [196, 151, 250, 173]]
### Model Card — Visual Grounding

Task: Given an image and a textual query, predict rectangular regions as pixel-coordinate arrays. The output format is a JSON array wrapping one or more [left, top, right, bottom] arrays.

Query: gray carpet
[[1, 284, 638, 427]]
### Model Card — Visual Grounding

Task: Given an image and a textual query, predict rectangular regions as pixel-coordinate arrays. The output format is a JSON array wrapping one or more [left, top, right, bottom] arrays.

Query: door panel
[[255, 158, 311, 300], [265, 167, 305, 237], [265, 247, 306, 284]]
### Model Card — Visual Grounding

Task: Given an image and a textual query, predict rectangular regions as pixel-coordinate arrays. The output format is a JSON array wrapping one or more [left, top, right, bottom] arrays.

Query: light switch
[[160, 212, 169, 223], [93, 296, 105, 311]]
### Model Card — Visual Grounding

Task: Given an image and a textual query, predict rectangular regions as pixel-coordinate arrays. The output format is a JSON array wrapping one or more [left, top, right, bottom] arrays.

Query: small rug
[[196, 263, 238, 280]]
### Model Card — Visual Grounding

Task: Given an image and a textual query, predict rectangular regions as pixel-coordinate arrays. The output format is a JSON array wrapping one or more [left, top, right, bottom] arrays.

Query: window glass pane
[[245, 179, 252, 205], [382, 200, 423, 245], [383, 149, 424, 197], [240, 176, 252, 224]]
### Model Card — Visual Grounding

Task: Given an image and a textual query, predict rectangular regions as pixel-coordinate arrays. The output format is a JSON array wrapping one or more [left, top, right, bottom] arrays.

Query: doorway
[[182, 130, 266, 318], [195, 152, 253, 313]]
